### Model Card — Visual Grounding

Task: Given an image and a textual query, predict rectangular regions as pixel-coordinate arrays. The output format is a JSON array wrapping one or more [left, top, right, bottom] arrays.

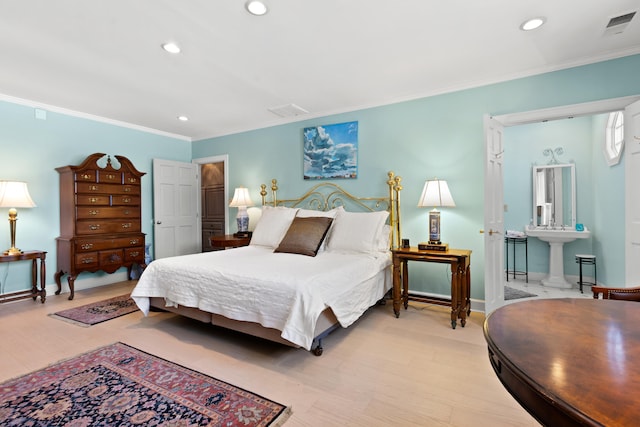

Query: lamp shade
[[229, 187, 254, 208], [0, 181, 37, 208], [417, 179, 455, 208]]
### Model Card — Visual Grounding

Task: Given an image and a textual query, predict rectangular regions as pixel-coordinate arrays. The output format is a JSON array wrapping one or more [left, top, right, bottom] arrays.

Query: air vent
[[604, 11, 636, 36], [268, 103, 309, 118]]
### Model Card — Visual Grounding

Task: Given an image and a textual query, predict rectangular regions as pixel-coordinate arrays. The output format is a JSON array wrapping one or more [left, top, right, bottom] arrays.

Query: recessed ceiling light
[[245, 1, 268, 16], [520, 17, 546, 31], [161, 42, 181, 54], [177, 115, 189, 122]]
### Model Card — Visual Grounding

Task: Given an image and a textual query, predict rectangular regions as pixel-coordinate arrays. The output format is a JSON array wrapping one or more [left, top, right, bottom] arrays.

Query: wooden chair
[[592, 285, 640, 301]]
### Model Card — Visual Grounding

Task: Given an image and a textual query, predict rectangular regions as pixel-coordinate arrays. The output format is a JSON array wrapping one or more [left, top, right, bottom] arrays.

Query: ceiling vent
[[604, 11, 636, 36], [268, 103, 309, 118]]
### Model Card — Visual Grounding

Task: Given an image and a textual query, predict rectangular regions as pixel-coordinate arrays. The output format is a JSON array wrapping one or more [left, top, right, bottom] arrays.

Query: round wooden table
[[484, 298, 640, 426]]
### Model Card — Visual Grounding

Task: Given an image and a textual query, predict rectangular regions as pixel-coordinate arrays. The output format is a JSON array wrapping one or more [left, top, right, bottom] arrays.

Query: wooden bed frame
[[149, 172, 403, 355]]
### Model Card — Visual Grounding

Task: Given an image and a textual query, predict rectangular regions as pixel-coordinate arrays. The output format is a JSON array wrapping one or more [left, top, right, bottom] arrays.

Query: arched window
[[604, 111, 624, 166]]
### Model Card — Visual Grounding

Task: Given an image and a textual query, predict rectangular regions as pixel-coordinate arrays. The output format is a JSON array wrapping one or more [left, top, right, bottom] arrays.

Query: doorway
[[483, 95, 640, 313], [193, 155, 229, 252]]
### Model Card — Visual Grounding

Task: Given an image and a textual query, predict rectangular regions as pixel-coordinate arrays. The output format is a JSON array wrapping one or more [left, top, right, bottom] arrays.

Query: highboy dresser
[[54, 153, 146, 300]]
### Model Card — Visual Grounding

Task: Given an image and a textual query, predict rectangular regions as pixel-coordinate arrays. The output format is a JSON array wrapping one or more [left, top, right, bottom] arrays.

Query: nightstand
[[392, 246, 471, 329], [210, 234, 251, 249]]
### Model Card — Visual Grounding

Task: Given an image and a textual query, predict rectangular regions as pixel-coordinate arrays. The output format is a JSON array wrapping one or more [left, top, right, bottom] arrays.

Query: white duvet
[[131, 246, 391, 350]]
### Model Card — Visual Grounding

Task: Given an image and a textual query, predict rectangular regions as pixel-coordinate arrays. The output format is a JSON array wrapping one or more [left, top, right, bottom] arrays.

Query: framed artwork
[[303, 121, 358, 179]]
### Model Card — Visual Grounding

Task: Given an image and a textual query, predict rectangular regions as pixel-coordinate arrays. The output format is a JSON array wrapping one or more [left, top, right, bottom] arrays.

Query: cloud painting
[[303, 121, 358, 179]]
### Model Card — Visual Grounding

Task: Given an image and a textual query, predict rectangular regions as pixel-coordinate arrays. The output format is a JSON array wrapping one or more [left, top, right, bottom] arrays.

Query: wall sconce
[[417, 178, 455, 250], [0, 181, 37, 255], [229, 187, 254, 236]]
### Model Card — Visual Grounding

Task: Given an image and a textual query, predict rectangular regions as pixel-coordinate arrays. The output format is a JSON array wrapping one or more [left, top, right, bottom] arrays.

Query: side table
[[210, 234, 251, 249], [0, 250, 47, 303], [392, 247, 471, 329]]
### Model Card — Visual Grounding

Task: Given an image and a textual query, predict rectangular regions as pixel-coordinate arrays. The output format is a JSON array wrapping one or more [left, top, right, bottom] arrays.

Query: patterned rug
[[504, 285, 538, 300], [0, 342, 291, 426], [50, 294, 140, 326]]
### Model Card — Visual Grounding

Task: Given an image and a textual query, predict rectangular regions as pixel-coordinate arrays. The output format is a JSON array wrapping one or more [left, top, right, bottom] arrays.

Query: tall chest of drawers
[[54, 153, 146, 300]]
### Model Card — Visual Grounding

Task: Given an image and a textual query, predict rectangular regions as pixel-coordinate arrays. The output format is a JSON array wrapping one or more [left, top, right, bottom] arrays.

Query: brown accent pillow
[[274, 216, 334, 257]]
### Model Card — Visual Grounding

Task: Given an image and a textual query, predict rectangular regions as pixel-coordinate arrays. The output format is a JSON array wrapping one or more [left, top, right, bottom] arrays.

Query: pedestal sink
[[526, 227, 591, 288]]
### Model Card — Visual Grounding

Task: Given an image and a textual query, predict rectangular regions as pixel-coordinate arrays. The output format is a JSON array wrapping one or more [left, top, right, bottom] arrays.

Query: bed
[[131, 172, 403, 355]]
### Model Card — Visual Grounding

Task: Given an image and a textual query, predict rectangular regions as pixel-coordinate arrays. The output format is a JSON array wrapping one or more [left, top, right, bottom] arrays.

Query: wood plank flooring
[[0, 281, 539, 426]]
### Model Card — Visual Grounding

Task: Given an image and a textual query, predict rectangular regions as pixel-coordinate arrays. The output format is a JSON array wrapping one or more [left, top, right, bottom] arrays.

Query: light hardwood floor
[[0, 281, 539, 426]]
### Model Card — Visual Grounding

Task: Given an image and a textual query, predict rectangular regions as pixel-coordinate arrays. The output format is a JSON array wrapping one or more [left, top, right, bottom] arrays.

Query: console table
[[0, 250, 47, 303], [484, 298, 640, 426], [391, 247, 471, 328]]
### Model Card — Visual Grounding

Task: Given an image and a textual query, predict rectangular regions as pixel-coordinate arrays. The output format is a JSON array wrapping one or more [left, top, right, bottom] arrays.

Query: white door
[[483, 115, 505, 314], [153, 159, 199, 259], [625, 100, 640, 285]]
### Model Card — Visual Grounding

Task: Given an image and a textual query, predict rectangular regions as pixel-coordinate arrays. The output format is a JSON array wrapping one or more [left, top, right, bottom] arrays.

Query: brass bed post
[[260, 184, 267, 206], [270, 179, 278, 206], [388, 171, 403, 249], [260, 179, 279, 207]]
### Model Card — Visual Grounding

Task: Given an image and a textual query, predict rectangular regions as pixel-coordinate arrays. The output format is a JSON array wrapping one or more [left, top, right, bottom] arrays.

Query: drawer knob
[[122, 223, 131, 229], [130, 251, 140, 257], [109, 253, 121, 263], [122, 197, 131, 203], [124, 187, 131, 193], [90, 197, 98, 203], [82, 258, 94, 264], [89, 210, 98, 216], [89, 185, 98, 191], [81, 243, 93, 250], [130, 239, 139, 245], [90, 225, 100, 231]]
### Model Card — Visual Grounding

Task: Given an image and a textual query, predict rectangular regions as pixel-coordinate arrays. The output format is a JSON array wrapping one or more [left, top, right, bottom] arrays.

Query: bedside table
[[210, 234, 251, 249], [392, 246, 471, 329]]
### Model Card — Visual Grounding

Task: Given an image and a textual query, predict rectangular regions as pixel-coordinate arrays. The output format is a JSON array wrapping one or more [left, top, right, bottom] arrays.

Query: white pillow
[[325, 209, 389, 254], [250, 206, 298, 248], [296, 206, 342, 218], [377, 224, 392, 252]]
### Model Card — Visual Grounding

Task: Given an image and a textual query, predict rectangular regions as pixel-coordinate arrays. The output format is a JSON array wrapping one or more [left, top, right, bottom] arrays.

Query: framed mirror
[[532, 163, 576, 228]]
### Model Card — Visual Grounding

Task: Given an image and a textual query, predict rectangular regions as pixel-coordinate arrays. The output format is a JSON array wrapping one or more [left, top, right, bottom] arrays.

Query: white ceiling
[[1, 0, 639, 141]]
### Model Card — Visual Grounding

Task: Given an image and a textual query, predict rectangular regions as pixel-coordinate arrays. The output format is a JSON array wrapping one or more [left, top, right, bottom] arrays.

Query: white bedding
[[131, 246, 391, 350]]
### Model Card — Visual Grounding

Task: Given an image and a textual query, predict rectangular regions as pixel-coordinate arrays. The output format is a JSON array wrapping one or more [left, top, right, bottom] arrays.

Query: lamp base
[[4, 247, 23, 255], [418, 242, 449, 252]]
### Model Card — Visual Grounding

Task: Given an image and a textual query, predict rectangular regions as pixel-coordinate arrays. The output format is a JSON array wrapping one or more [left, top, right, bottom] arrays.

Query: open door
[[625, 100, 640, 285], [483, 115, 505, 314], [152, 159, 199, 259]]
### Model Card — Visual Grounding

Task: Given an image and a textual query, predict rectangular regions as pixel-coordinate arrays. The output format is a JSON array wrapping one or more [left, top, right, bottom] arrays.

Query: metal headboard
[[260, 171, 403, 249]]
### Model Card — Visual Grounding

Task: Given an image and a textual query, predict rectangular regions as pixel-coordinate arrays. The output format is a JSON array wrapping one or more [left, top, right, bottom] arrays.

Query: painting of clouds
[[303, 121, 358, 179]]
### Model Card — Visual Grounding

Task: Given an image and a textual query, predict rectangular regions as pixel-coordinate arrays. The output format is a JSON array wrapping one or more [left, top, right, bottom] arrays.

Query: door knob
[[480, 229, 501, 236], [156, 221, 162, 224]]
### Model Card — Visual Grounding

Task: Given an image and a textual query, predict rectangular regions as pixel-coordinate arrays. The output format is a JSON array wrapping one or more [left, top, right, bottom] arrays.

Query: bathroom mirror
[[532, 163, 576, 228]]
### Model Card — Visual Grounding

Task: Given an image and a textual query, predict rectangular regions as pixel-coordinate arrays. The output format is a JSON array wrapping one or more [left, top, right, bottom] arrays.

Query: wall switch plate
[[35, 108, 47, 120]]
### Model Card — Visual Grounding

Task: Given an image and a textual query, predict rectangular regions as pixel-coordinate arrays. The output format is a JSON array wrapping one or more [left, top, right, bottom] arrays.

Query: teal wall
[[194, 54, 640, 300], [0, 101, 190, 293], [503, 114, 625, 286], [2, 54, 639, 300]]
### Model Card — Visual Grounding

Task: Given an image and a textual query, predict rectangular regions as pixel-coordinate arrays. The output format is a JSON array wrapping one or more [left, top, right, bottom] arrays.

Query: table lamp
[[417, 178, 455, 250], [229, 187, 254, 236], [0, 181, 37, 255]]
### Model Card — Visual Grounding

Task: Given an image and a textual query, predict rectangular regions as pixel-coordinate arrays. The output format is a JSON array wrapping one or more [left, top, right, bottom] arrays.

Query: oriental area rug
[[50, 294, 139, 326], [0, 342, 291, 426]]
